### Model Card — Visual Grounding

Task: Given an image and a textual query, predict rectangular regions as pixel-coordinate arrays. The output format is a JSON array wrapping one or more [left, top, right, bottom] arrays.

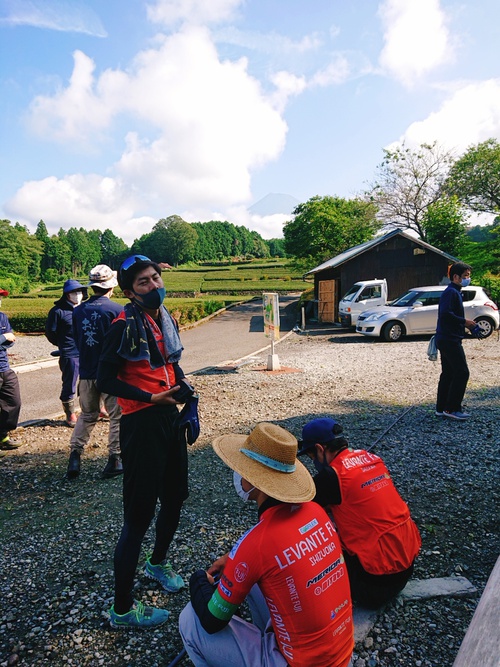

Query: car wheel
[[382, 321, 405, 342], [474, 316, 495, 338]]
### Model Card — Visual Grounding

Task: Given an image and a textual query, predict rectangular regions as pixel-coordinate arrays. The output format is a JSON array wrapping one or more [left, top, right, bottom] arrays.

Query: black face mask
[[132, 286, 166, 310]]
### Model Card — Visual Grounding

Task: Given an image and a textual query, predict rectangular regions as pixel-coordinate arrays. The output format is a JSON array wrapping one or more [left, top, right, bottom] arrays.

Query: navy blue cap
[[297, 418, 344, 456], [63, 279, 86, 293]]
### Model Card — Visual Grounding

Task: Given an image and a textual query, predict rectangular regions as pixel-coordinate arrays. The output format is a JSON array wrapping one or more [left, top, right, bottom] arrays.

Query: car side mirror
[[413, 300, 424, 308]]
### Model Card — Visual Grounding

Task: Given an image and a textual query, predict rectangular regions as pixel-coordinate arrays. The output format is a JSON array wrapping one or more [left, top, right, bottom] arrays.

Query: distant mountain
[[249, 193, 300, 217]]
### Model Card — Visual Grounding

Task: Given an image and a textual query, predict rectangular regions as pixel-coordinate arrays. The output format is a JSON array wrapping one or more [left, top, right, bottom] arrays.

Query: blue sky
[[1, 0, 499, 245]]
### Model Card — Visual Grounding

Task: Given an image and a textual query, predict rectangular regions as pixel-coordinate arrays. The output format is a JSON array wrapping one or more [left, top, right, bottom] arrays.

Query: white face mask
[[67, 291, 83, 305], [233, 471, 255, 502]]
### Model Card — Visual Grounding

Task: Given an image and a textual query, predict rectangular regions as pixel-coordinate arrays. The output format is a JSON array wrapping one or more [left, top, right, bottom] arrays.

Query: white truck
[[339, 279, 388, 327]]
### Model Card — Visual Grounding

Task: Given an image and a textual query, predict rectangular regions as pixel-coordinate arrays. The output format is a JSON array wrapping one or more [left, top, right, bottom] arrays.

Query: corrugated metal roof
[[306, 229, 459, 275]]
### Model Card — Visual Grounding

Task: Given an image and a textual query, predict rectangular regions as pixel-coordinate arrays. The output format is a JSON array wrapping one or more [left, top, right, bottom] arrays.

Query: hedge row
[[6, 298, 228, 333]]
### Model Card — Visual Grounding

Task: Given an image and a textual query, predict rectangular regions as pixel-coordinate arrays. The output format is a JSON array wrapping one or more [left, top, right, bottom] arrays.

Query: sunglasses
[[120, 254, 151, 272]]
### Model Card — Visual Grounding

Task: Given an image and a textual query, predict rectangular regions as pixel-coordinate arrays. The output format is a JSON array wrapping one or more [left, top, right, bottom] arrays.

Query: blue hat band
[[240, 448, 296, 473]]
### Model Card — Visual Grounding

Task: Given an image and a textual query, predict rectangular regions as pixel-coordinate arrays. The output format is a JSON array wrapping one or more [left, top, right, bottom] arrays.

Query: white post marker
[[263, 292, 281, 370]]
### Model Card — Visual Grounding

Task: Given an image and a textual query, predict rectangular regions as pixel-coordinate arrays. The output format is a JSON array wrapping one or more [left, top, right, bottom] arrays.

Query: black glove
[[173, 378, 195, 403], [176, 394, 200, 445], [470, 324, 487, 339]]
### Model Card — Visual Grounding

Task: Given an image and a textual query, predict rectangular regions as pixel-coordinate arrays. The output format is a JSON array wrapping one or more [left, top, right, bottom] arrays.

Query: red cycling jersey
[[114, 310, 177, 415], [329, 449, 421, 575], [209, 501, 353, 667]]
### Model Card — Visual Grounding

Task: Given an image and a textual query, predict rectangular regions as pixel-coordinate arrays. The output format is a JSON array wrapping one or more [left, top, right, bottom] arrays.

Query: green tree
[[0, 220, 43, 289], [367, 141, 454, 239], [66, 228, 90, 276], [283, 196, 380, 261], [267, 238, 286, 257], [250, 231, 270, 259], [156, 215, 186, 229], [445, 138, 500, 214], [100, 229, 128, 268], [43, 230, 71, 278], [35, 220, 49, 243], [35, 220, 51, 277], [87, 229, 103, 272], [458, 216, 500, 277], [421, 196, 468, 256], [164, 220, 198, 266]]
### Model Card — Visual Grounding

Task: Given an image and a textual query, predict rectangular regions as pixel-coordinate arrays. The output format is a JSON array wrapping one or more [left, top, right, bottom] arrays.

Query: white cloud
[[0, 0, 107, 36], [4, 174, 154, 245], [400, 79, 500, 153], [215, 26, 322, 56], [26, 26, 288, 208], [378, 0, 453, 87], [146, 0, 242, 27], [113, 26, 287, 208], [269, 71, 307, 113], [310, 55, 351, 87], [14, 25, 290, 240], [28, 50, 115, 144]]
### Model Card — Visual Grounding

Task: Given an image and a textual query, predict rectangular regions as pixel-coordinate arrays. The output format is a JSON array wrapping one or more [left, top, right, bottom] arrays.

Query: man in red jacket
[[299, 417, 421, 608], [98, 255, 194, 629], [179, 422, 353, 667]]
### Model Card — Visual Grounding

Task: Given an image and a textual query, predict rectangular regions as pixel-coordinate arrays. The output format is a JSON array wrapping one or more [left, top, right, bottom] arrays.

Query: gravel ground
[[1, 329, 499, 667], [7, 334, 57, 367]]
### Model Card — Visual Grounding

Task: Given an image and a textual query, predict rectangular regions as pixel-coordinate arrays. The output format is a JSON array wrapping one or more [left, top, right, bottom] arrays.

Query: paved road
[[17, 295, 299, 423]]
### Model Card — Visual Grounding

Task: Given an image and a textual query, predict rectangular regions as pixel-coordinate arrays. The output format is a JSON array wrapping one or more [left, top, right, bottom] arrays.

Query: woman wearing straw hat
[[179, 422, 354, 667]]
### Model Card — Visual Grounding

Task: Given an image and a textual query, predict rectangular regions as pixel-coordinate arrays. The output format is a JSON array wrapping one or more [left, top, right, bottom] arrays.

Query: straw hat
[[212, 422, 315, 503]]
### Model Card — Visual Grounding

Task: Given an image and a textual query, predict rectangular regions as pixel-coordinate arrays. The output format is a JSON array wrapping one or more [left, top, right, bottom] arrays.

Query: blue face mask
[[313, 457, 328, 473], [312, 445, 329, 473], [461, 277, 471, 287], [132, 286, 166, 310]]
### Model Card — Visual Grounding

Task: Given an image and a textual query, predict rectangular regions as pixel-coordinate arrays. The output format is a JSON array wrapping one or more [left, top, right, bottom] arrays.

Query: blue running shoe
[[109, 600, 169, 629], [443, 410, 470, 421], [144, 557, 185, 592]]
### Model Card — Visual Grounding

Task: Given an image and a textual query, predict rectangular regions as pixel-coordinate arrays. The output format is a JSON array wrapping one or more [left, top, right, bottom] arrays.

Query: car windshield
[[390, 290, 426, 307], [341, 284, 362, 302]]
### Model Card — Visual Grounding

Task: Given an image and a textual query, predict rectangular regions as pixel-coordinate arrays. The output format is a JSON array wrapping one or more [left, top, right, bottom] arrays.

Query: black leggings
[[113, 405, 188, 613], [113, 497, 184, 613], [344, 552, 414, 609]]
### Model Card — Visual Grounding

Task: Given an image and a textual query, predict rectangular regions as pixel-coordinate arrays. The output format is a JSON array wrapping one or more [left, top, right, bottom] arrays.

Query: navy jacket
[[45, 298, 79, 357], [435, 282, 466, 343], [73, 295, 123, 379]]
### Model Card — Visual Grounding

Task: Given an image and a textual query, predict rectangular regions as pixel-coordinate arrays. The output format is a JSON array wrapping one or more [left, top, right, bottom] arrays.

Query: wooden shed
[[307, 229, 458, 323]]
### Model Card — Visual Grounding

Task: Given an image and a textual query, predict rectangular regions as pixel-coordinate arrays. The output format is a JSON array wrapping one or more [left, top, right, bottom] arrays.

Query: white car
[[356, 285, 499, 342]]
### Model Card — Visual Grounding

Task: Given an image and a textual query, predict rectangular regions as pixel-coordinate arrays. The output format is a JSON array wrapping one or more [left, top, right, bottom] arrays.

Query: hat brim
[[63, 284, 87, 293], [87, 279, 118, 289], [297, 441, 315, 457], [213, 433, 315, 504]]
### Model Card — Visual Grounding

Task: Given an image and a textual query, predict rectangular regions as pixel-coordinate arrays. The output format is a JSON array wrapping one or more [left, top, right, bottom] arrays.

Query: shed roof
[[306, 229, 459, 275]]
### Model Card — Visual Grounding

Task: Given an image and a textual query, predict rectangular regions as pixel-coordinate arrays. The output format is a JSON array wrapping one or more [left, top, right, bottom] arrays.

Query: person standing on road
[[97, 254, 194, 629], [179, 422, 354, 667], [298, 417, 421, 609], [67, 265, 124, 480], [45, 279, 87, 427], [0, 288, 22, 450], [435, 262, 477, 421]]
